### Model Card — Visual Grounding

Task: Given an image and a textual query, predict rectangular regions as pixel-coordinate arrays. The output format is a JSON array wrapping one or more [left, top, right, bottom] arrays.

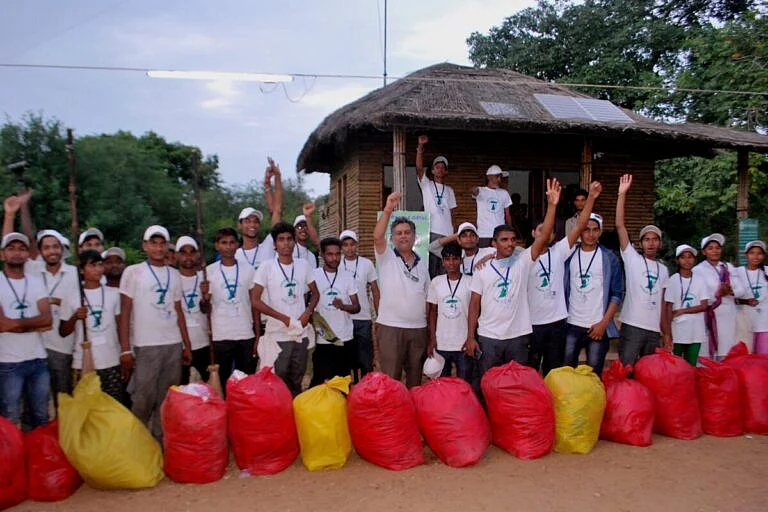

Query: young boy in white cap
[[471, 165, 513, 247], [78, 227, 105, 254], [615, 174, 670, 365], [339, 229, 379, 380], [0, 231, 52, 428], [235, 158, 283, 271], [293, 202, 320, 269], [415, 135, 458, 277], [119, 225, 192, 439], [102, 247, 126, 288], [735, 240, 768, 355], [663, 245, 710, 365], [693, 233, 745, 359], [175, 236, 211, 384], [429, 222, 496, 279]]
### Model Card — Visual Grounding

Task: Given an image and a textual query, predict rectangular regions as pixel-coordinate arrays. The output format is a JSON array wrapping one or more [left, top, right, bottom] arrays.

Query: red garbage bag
[[696, 358, 743, 437], [0, 417, 26, 510], [634, 349, 702, 440], [347, 372, 423, 470], [480, 361, 554, 460], [724, 342, 768, 434], [410, 377, 491, 467], [600, 360, 654, 447], [227, 368, 299, 474], [162, 384, 228, 483], [25, 421, 82, 501]]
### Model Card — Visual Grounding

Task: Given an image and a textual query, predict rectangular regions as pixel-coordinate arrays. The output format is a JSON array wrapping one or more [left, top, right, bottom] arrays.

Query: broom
[[192, 150, 223, 397]]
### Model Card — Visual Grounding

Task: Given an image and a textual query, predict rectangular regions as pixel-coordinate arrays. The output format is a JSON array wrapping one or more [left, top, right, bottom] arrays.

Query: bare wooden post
[[580, 138, 593, 189], [393, 126, 407, 209], [737, 149, 749, 220]]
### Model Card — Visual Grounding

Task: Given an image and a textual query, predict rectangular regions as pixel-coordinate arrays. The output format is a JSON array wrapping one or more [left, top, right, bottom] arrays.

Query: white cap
[[456, 222, 478, 237], [486, 165, 509, 177], [238, 207, 264, 222], [639, 225, 662, 240], [745, 240, 766, 254], [175, 236, 199, 251], [422, 352, 445, 379], [339, 230, 358, 242], [588, 213, 603, 229], [35, 229, 71, 259], [432, 156, 448, 168], [78, 227, 104, 247], [102, 247, 126, 261], [701, 233, 725, 249], [1, 232, 30, 249], [675, 244, 697, 258], [293, 215, 307, 227], [143, 225, 170, 242]]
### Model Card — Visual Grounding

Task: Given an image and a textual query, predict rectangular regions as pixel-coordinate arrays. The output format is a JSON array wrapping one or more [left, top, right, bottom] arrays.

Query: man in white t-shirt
[[428, 222, 496, 279], [310, 237, 360, 386], [415, 135, 458, 277], [427, 242, 473, 382], [528, 181, 601, 376], [564, 213, 624, 376], [471, 165, 513, 247], [176, 236, 211, 385], [465, 179, 562, 379], [0, 231, 52, 428], [616, 174, 671, 365], [374, 192, 431, 388], [119, 225, 192, 440], [205, 228, 258, 390], [339, 229, 379, 381], [252, 221, 320, 396], [293, 203, 320, 269]]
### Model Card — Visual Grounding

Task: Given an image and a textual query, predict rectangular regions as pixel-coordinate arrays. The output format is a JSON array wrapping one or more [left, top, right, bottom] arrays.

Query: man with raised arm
[[235, 158, 283, 271]]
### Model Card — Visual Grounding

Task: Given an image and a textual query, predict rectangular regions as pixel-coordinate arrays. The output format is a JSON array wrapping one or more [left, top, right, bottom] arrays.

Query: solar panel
[[479, 101, 522, 117], [534, 94, 634, 124], [575, 98, 635, 123]]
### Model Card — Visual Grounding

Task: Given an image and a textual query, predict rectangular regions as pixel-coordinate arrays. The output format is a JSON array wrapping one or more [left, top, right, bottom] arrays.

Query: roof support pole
[[737, 149, 749, 220], [580, 137, 593, 189], [393, 126, 407, 209]]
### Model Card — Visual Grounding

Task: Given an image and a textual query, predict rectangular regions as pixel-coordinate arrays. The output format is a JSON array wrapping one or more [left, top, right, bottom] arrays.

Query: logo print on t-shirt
[[88, 308, 108, 332], [751, 283, 761, 299], [323, 287, 340, 309], [282, 279, 298, 304], [644, 271, 659, 294], [152, 284, 168, 306], [184, 289, 199, 311], [11, 300, 30, 319], [442, 296, 461, 318], [579, 272, 592, 290], [683, 292, 695, 309], [221, 281, 239, 304], [537, 269, 550, 289], [488, 198, 499, 212], [494, 279, 510, 302]]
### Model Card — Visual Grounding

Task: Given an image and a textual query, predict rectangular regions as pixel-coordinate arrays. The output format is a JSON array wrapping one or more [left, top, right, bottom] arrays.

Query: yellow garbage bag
[[58, 372, 164, 489], [293, 376, 352, 471], [544, 365, 606, 454]]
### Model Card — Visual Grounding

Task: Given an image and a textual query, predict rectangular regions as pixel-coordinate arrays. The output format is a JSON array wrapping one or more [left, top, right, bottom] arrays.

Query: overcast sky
[[1, 0, 534, 197]]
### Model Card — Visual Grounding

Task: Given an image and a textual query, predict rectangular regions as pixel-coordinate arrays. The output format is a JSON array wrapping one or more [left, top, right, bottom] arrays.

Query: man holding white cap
[[615, 174, 670, 365], [102, 247, 126, 288], [119, 225, 192, 440], [78, 227, 105, 254], [339, 229, 379, 380], [0, 232, 52, 428], [563, 212, 624, 376], [415, 135, 458, 277], [693, 232, 745, 359], [292, 202, 320, 269], [471, 165, 513, 247], [235, 158, 284, 271], [429, 222, 496, 280], [176, 236, 211, 384]]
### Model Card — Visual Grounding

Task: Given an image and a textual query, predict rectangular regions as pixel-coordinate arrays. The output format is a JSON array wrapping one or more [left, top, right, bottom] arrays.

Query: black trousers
[[181, 346, 211, 385], [528, 319, 567, 377], [310, 342, 354, 387], [213, 338, 256, 394]]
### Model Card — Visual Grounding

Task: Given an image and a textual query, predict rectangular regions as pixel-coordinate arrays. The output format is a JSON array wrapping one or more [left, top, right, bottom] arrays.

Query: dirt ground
[[11, 433, 766, 512]]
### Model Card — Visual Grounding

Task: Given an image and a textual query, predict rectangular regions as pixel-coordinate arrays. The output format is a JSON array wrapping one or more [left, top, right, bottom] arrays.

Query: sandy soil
[[11, 433, 766, 512]]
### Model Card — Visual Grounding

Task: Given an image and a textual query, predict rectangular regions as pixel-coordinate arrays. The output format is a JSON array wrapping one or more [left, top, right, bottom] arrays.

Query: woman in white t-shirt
[[736, 241, 768, 355], [471, 165, 513, 247]]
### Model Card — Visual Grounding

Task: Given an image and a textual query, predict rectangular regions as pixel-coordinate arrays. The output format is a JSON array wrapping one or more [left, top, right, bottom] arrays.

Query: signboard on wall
[[376, 210, 431, 263], [739, 218, 759, 265]]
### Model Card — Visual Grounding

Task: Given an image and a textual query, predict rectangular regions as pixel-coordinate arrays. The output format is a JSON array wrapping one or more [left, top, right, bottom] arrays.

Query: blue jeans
[[0, 358, 50, 428], [564, 324, 609, 376], [437, 349, 473, 383]]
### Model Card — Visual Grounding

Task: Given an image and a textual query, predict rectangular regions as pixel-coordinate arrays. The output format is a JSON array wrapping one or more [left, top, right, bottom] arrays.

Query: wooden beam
[[737, 149, 749, 220], [392, 126, 406, 209], [580, 138, 593, 189]]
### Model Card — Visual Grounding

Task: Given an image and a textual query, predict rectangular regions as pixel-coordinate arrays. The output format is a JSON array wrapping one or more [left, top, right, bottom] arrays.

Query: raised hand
[[418, 134, 429, 147], [545, 178, 561, 205], [3, 195, 21, 215], [618, 174, 632, 195], [384, 192, 401, 212], [303, 202, 315, 217], [17, 188, 32, 206], [589, 181, 602, 198]]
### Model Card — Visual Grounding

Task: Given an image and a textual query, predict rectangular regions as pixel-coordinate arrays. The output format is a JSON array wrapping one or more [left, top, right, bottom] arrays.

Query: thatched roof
[[298, 63, 768, 173]]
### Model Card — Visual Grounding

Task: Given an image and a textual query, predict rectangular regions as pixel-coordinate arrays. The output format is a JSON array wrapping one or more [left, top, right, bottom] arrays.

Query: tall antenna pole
[[383, 0, 388, 86]]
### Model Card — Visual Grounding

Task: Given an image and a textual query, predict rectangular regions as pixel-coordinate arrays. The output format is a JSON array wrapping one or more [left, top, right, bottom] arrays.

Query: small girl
[[737, 240, 768, 355]]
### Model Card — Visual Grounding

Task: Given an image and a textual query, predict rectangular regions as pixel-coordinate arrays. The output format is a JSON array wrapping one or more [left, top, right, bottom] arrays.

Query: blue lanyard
[[343, 257, 359, 279], [578, 247, 598, 280], [446, 274, 462, 299], [219, 261, 240, 300], [183, 273, 200, 311], [679, 274, 694, 304], [642, 256, 660, 295], [277, 261, 296, 298], [241, 246, 259, 268], [432, 180, 445, 206], [489, 261, 511, 288], [462, 254, 476, 276], [745, 268, 762, 299], [538, 249, 551, 285], [145, 262, 170, 305], [3, 273, 28, 318]]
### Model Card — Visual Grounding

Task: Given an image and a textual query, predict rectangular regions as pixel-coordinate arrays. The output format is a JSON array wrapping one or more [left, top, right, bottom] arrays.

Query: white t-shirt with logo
[[665, 273, 710, 344], [474, 187, 512, 237], [62, 286, 121, 370], [428, 274, 472, 351], [619, 247, 670, 333], [180, 272, 210, 350], [24, 261, 80, 355], [294, 243, 318, 269], [313, 268, 357, 343], [470, 248, 535, 340], [235, 236, 276, 271], [253, 258, 315, 336], [341, 256, 377, 321], [567, 247, 605, 328], [417, 174, 457, 236], [119, 262, 183, 347], [206, 261, 256, 342], [375, 248, 430, 329], [0, 274, 47, 362], [528, 238, 573, 326], [737, 267, 768, 333]]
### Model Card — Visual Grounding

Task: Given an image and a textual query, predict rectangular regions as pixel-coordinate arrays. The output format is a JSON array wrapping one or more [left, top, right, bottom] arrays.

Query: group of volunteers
[[1, 139, 767, 438]]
